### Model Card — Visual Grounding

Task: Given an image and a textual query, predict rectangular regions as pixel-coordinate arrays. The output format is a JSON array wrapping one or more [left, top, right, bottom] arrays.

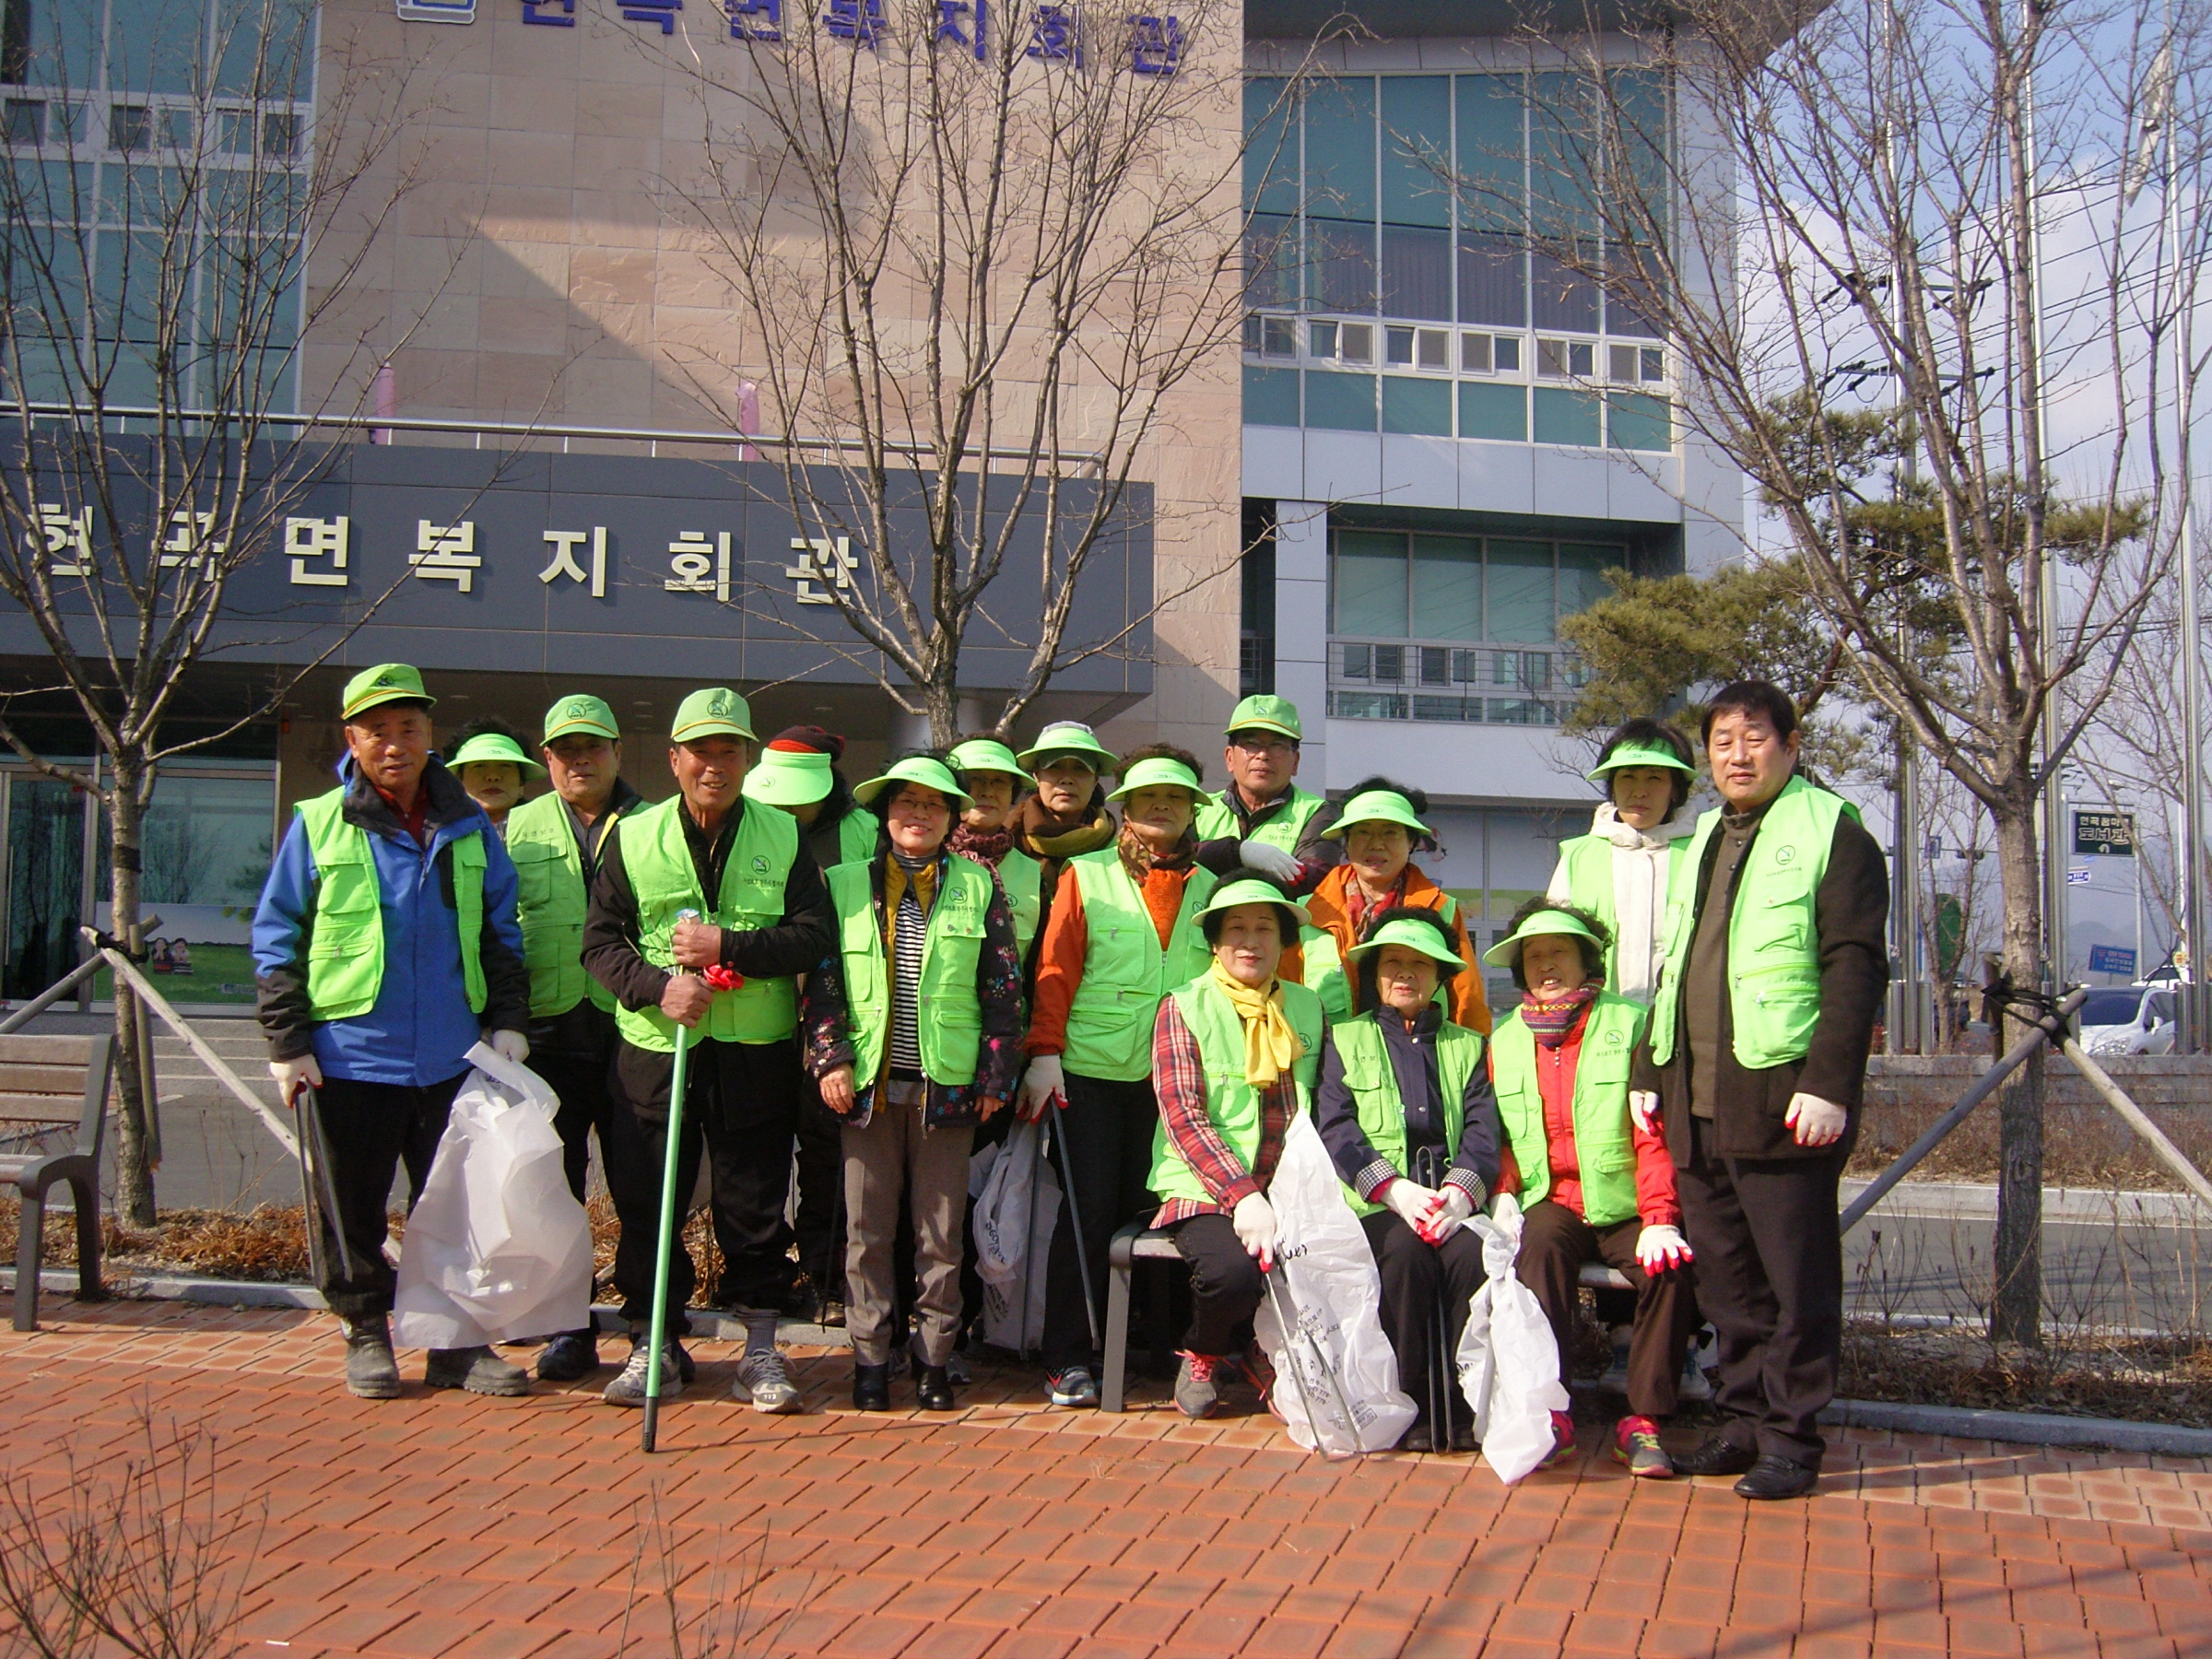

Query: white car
[[2076, 984, 2178, 1055]]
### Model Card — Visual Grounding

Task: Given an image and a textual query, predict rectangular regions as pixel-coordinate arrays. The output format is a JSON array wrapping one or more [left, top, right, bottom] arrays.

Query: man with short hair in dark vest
[[253, 664, 532, 1399], [1631, 680, 1888, 1500], [582, 688, 836, 1407], [1192, 694, 1341, 895]]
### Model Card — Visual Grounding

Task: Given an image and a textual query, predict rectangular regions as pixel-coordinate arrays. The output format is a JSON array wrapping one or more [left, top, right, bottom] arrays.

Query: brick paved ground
[[4, 1298, 2210, 1658]]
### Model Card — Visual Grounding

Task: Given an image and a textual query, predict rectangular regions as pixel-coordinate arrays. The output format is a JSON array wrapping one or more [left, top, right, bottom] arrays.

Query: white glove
[[488, 1029, 530, 1066], [1636, 1223, 1694, 1273], [1785, 1091, 1849, 1147], [1430, 1183, 1476, 1241], [1382, 1179, 1441, 1233], [1238, 840, 1300, 882], [1629, 1089, 1660, 1136], [1018, 1053, 1066, 1122], [1231, 1191, 1277, 1266], [269, 1053, 322, 1105]]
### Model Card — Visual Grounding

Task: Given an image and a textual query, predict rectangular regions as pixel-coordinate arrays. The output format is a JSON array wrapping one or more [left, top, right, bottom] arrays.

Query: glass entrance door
[[3, 774, 89, 1000]]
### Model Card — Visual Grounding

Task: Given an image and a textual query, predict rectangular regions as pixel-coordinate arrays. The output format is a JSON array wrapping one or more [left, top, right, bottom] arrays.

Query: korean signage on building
[[2073, 810, 2136, 858]]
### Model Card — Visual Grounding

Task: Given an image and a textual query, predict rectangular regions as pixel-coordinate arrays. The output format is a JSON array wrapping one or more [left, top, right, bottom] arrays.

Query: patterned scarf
[[1014, 794, 1116, 860], [948, 821, 1014, 865], [1520, 982, 1599, 1048], [1118, 821, 1194, 883], [1208, 963, 1305, 1086]]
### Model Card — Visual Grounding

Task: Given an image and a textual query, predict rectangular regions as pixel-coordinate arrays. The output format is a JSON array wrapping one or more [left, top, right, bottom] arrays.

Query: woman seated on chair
[[1482, 898, 1697, 1477], [1146, 875, 1324, 1421], [1313, 907, 1500, 1453]]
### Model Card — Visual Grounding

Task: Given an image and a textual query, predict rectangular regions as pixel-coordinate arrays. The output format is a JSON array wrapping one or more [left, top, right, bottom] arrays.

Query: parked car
[[2076, 984, 2178, 1055]]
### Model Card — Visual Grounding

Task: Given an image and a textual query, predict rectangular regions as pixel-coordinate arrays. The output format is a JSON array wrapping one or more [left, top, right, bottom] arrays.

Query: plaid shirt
[[1149, 993, 1295, 1227]]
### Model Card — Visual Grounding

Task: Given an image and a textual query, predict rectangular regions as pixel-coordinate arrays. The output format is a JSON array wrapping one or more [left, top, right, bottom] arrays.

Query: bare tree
[[646, 0, 1267, 744], [1465, 0, 2210, 1341]]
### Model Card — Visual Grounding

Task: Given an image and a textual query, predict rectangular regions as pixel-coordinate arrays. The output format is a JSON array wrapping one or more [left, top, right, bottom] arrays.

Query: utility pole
[[2167, 13, 2208, 1052]]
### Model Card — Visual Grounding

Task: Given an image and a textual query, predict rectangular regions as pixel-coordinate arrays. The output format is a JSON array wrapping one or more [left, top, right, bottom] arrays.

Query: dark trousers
[[1359, 1210, 1486, 1429], [604, 1035, 805, 1328], [529, 1012, 620, 1339], [1674, 1115, 1846, 1465], [1167, 1211, 1264, 1355], [1041, 1071, 1160, 1371], [793, 1086, 848, 1306], [1518, 1198, 1698, 1419], [311, 1073, 466, 1321]]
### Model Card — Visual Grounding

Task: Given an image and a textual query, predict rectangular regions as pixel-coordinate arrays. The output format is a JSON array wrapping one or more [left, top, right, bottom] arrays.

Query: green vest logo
[[711, 693, 735, 715], [1603, 1027, 1624, 1047], [751, 854, 769, 875], [1775, 844, 1797, 865], [565, 700, 591, 720]]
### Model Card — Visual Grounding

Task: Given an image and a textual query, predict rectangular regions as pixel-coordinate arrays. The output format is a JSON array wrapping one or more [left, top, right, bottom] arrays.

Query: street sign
[[2088, 944, 2138, 976], [2067, 867, 2091, 886], [2074, 810, 2137, 857]]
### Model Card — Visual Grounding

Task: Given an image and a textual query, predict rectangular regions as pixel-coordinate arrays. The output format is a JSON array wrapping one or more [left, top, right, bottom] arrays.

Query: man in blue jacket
[[253, 664, 533, 1399]]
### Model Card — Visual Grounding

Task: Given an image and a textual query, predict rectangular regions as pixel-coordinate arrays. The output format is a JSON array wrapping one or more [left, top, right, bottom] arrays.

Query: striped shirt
[[887, 876, 927, 1077]]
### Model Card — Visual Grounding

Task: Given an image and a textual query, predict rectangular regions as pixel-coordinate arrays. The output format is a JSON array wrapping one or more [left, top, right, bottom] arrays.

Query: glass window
[[1454, 75, 1524, 233], [1381, 76, 1451, 228], [1456, 232, 1524, 328], [1607, 392, 1672, 452], [1381, 225, 1451, 321], [1382, 375, 1451, 436], [1305, 76, 1376, 220], [1533, 386, 1602, 447], [1334, 530, 1409, 636], [1558, 543, 1615, 620], [1531, 247, 1600, 333], [1458, 382, 1525, 441], [1242, 365, 1299, 427], [1487, 540, 1555, 641], [1244, 78, 1299, 217], [1243, 212, 1298, 310], [1529, 72, 1598, 241], [1311, 218, 1377, 313], [1307, 367, 1379, 433], [1412, 535, 1481, 639], [92, 771, 275, 1006]]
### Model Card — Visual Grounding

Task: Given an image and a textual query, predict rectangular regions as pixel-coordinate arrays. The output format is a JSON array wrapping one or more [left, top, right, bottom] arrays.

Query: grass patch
[[1848, 1094, 2212, 1190], [1840, 1320, 2212, 1428]]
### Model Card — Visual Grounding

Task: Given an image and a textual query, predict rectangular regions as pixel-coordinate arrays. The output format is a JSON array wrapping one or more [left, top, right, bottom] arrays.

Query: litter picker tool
[[289, 1081, 363, 1290], [1045, 1090, 1100, 1350], [1262, 1258, 1364, 1460], [1412, 1146, 1456, 1453], [642, 909, 705, 1453]]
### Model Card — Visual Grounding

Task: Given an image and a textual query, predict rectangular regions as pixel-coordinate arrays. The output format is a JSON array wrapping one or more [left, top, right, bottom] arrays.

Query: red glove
[[701, 964, 745, 992]]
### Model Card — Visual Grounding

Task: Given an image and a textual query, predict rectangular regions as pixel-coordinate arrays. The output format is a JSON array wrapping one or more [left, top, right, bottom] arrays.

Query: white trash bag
[[1253, 1112, 1418, 1455], [973, 1117, 1040, 1288], [980, 1119, 1058, 1356], [393, 1042, 594, 1351], [1455, 1192, 1571, 1484]]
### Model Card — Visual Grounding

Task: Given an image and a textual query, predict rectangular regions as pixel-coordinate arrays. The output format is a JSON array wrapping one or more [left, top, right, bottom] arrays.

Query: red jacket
[[1495, 1005, 1680, 1229]]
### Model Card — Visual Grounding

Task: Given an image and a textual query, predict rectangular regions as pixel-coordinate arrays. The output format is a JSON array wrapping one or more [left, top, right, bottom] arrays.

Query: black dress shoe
[[915, 1364, 956, 1411], [1676, 1431, 1759, 1477], [1397, 1420, 1434, 1453], [853, 1362, 891, 1411], [1735, 1455, 1819, 1500]]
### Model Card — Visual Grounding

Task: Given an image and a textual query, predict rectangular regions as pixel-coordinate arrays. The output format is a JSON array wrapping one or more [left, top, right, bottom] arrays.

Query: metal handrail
[[0, 913, 162, 1034]]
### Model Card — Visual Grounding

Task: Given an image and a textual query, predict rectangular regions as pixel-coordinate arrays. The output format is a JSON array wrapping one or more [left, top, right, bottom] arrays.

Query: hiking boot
[[731, 1348, 803, 1415], [342, 1316, 401, 1400], [916, 1364, 956, 1411], [535, 1330, 600, 1382], [603, 1335, 687, 1407], [853, 1362, 891, 1411], [1537, 1408, 1577, 1469], [1615, 1415, 1674, 1478], [1045, 1366, 1098, 1408], [1173, 1351, 1225, 1420], [425, 1347, 532, 1397]]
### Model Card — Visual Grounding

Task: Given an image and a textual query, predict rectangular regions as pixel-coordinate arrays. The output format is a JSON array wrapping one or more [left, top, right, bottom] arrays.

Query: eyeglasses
[[1228, 733, 1297, 757]]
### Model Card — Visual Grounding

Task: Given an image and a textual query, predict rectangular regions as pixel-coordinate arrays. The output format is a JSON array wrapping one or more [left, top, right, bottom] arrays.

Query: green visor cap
[[1225, 693, 1302, 742], [1107, 755, 1205, 801], [853, 755, 971, 808], [1483, 907, 1606, 969], [744, 749, 834, 806], [1588, 741, 1696, 780], [947, 737, 1027, 780], [1016, 721, 1120, 773], [341, 663, 434, 721], [671, 688, 757, 743], [1197, 876, 1302, 920], [1324, 788, 1430, 840], [543, 694, 618, 745], [1346, 915, 1465, 972], [449, 732, 546, 782]]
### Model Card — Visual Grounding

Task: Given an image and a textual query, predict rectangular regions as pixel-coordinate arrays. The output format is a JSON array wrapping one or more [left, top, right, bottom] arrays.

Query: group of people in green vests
[[255, 666, 1883, 1500]]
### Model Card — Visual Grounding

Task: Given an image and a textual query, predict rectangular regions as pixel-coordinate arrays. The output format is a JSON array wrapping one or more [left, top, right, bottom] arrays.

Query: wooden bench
[[1, 1033, 113, 1331]]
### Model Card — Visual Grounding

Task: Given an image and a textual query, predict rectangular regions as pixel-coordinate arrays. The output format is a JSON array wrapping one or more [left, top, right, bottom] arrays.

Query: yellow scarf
[[1209, 962, 1304, 1087]]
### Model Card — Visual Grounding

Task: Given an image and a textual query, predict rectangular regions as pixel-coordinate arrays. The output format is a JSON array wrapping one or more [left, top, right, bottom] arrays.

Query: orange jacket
[[1301, 862, 1493, 1034]]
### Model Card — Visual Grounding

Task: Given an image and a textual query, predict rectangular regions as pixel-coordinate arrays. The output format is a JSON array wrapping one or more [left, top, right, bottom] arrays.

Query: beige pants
[[841, 1088, 975, 1367]]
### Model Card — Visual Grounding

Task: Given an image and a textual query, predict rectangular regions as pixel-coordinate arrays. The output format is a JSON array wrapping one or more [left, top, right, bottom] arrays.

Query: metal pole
[[2171, 30, 2208, 1053], [1894, 730, 1924, 1052]]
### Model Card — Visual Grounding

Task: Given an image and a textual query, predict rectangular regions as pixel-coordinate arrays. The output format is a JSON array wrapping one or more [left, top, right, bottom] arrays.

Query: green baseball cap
[[1107, 754, 1205, 801], [1346, 913, 1463, 972], [670, 688, 756, 744], [340, 663, 434, 722], [1588, 740, 1695, 780], [1324, 787, 1431, 840], [852, 754, 971, 808], [743, 747, 835, 807], [1197, 876, 1301, 919], [1483, 906, 1606, 970], [542, 694, 619, 745], [449, 731, 547, 782], [1225, 693, 1302, 743], [1016, 721, 1120, 773], [948, 737, 1027, 780]]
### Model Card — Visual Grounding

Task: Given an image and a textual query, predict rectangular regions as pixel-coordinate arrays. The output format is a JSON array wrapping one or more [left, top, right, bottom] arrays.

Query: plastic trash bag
[[1455, 1193, 1571, 1484], [393, 1043, 593, 1350], [981, 1120, 1058, 1356], [973, 1117, 1040, 1288], [1253, 1112, 1418, 1454]]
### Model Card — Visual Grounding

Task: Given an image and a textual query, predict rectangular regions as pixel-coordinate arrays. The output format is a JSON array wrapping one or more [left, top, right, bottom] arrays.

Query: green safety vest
[[295, 788, 487, 1022], [997, 848, 1043, 959], [1300, 890, 1461, 1026], [504, 792, 626, 1019], [1649, 777, 1852, 1071], [1148, 971, 1325, 1206], [1554, 831, 1691, 1001], [613, 797, 802, 1053], [835, 807, 878, 866], [827, 856, 991, 1087], [1194, 784, 1326, 853], [1490, 993, 1647, 1229], [1061, 849, 1218, 1082], [1329, 1011, 1486, 1217]]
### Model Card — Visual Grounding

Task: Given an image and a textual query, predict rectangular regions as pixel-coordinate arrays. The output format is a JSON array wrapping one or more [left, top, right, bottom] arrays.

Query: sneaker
[[1537, 1409, 1577, 1469], [731, 1347, 803, 1415], [536, 1330, 600, 1382], [342, 1315, 401, 1400], [1614, 1415, 1674, 1478], [1242, 1342, 1276, 1410], [1173, 1351, 1225, 1420], [424, 1347, 532, 1397], [1045, 1366, 1099, 1408], [603, 1335, 686, 1407]]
